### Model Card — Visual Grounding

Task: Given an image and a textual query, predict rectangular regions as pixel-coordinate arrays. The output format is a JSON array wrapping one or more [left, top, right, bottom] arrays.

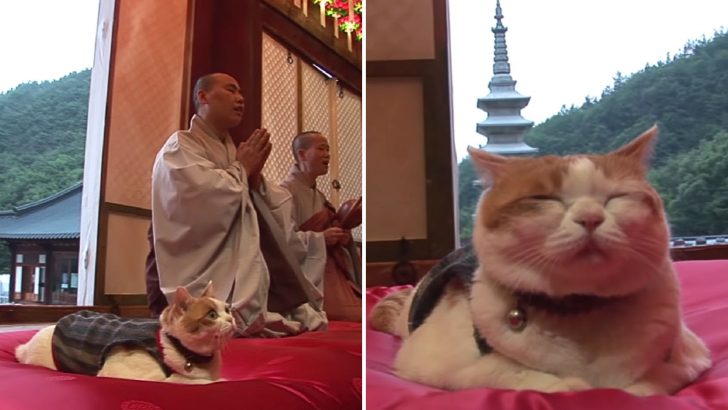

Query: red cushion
[[0, 321, 361, 410], [366, 260, 728, 410]]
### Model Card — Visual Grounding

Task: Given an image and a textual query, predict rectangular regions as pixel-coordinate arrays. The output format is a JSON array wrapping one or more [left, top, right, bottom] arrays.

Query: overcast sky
[[2, 1, 726, 163], [0, 1, 98, 94], [449, 0, 728, 159]]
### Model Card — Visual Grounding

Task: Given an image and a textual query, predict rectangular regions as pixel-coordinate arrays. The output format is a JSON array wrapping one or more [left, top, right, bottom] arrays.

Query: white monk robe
[[280, 165, 328, 227], [152, 115, 326, 336], [281, 165, 362, 322], [279, 165, 335, 285], [261, 188, 328, 308], [280, 164, 353, 277]]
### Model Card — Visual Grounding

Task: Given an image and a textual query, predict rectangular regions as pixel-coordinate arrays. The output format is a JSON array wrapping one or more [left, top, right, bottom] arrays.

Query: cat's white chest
[[469, 271, 680, 387]]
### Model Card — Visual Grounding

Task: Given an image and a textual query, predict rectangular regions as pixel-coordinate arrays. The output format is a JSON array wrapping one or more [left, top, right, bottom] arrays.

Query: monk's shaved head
[[192, 73, 225, 112], [292, 131, 324, 162]]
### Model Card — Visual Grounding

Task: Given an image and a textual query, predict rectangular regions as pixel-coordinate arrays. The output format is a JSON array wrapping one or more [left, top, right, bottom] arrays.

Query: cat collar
[[505, 291, 620, 332], [164, 333, 214, 372]]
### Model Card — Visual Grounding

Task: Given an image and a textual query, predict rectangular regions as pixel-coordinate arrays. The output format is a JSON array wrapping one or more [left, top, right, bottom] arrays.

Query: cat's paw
[[165, 374, 214, 384], [544, 376, 592, 393], [625, 382, 666, 397]]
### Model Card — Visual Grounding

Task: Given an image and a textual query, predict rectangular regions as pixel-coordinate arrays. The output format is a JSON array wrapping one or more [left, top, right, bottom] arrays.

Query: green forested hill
[[525, 32, 728, 163], [0, 69, 90, 209], [460, 31, 728, 240], [0, 69, 90, 275]]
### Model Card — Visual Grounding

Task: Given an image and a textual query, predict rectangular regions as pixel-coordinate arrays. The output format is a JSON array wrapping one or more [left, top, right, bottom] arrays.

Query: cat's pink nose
[[575, 214, 604, 232]]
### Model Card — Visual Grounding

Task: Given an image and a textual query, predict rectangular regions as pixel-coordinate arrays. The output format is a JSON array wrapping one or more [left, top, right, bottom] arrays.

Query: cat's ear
[[611, 124, 658, 165], [174, 286, 193, 309], [201, 281, 215, 298], [467, 146, 508, 185]]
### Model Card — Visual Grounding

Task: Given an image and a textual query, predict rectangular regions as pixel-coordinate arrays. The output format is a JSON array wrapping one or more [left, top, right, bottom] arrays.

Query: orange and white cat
[[16, 282, 234, 383], [371, 125, 711, 395]]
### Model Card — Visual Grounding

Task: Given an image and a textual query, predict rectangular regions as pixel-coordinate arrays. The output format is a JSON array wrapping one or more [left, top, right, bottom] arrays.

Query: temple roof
[[0, 182, 82, 240]]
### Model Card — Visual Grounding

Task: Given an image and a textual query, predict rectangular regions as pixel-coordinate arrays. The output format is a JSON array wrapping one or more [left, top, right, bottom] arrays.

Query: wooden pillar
[[7, 243, 16, 303], [189, 0, 263, 145], [44, 243, 54, 305]]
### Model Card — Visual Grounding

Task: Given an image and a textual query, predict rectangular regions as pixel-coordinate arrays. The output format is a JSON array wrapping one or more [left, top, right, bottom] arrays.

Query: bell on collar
[[184, 361, 193, 372]]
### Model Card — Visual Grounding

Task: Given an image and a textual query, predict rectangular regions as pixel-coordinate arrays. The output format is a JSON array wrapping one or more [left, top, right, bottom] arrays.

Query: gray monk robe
[[281, 165, 329, 227], [281, 165, 362, 322], [152, 115, 326, 336]]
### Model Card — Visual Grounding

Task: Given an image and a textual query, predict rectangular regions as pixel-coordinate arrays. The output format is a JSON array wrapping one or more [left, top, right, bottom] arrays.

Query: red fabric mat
[[366, 260, 728, 410], [0, 321, 361, 410]]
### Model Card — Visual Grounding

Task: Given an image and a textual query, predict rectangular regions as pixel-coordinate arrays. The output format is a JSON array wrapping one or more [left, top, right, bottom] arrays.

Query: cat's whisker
[[608, 243, 664, 273], [511, 250, 557, 273], [504, 245, 550, 269], [501, 242, 543, 261]]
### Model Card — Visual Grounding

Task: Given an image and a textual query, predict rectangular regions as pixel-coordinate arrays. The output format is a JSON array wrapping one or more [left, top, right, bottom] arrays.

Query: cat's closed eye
[[529, 195, 561, 202], [606, 193, 630, 203]]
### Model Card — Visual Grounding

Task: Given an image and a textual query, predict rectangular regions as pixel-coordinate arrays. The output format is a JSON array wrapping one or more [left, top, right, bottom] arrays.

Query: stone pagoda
[[476, 0, 537, 154]]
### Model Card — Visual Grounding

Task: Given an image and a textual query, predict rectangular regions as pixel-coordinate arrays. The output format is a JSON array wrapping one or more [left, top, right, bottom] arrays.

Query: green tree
[[0, 69, 89, 209], [458, 157, 481, 243], [0, 243, 8, 276], [651, 131, 728, 236], [0, 69, 90, 274], [459, 30, 728, 240]]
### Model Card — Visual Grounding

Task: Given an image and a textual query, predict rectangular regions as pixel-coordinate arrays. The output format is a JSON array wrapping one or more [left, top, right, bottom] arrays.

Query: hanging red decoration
[[311, 0, 364, 41], [339, 14, 361, 34], [325, 0, 348, 18]]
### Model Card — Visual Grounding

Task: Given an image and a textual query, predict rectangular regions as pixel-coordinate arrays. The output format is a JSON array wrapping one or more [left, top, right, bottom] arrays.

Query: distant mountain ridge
[[0, 69, 90, 210], [525, 30, 728, 164], [1, 30, 727, 242], [459, 30, 728, 239]]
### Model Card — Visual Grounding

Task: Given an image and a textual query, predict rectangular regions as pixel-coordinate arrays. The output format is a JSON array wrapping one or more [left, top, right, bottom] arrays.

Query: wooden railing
[[671, 244, 728, 261], [0, 304, 151, 324], [263, 0, 362, 67], [367, 245, 728, 288]]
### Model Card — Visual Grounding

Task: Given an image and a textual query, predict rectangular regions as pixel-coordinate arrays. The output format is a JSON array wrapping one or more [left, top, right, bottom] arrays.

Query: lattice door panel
[[261, 33, 361, 240], [335, 89, 362, 241], [301, 63, 333, 203], [261, 33, 299, 186]]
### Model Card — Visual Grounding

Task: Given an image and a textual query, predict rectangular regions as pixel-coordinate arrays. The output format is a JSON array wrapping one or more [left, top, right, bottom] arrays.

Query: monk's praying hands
[[237, 128, 272, 181]]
